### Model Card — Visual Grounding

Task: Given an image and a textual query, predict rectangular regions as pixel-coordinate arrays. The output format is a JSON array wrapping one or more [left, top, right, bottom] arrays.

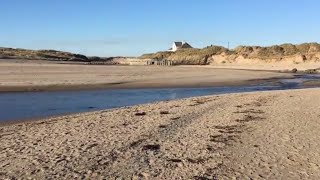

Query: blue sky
[[1, 0, 320, 56]]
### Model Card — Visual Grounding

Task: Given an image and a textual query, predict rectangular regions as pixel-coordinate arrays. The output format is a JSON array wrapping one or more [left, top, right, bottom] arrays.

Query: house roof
[[174, 41, 192, 48], [174, 42, 183, 47], [181, 43, 192, 48]]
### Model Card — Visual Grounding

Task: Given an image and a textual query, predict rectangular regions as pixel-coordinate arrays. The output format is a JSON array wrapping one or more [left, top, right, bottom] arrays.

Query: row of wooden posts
[[146, 59, 173, 66]]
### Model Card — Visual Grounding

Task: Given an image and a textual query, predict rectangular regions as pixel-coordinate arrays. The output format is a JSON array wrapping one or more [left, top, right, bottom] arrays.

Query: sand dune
[[1, 88, 320, 179]]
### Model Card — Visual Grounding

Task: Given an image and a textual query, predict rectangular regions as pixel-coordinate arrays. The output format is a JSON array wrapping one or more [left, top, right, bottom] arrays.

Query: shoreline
[[1, 88, 320, 179], [0, 85, 318, 127], [0, 75, 290, 93], [0, 77, 288, 126]]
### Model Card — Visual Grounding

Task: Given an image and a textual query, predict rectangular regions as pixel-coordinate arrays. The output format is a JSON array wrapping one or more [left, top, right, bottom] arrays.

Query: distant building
[[168, 41, 193, 52]]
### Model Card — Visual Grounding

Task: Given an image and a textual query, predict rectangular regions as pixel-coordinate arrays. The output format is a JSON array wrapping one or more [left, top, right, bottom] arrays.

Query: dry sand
[[0, 59, 291, 92], [1, 88, 320, 179]]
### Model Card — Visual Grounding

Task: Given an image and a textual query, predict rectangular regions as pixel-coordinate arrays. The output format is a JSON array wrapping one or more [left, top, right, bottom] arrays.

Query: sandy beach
[[0, 59, 292, 92], [1, 88, 320, 179], [2, 0, 320, 179]]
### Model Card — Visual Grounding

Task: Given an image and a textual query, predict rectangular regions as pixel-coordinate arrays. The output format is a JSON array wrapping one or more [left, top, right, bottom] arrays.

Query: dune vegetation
[[140, 43, 320, 65], [0, 47, 91, 61]]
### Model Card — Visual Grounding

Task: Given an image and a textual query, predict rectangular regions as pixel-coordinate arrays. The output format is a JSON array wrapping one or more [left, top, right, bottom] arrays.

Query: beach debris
[[168, 159, 184, 167], [168, 158, 182, 163], [206, 146, 215, 152], [291, 68, 298, 73], [160, 110, 169, 115], [171, 117, 181, 120], [187, 158, 206, 164], [135, 112, 146, 116], [189, 98, 206, 106], [129, 139, 145, 148], [85, 143, 98, 150], [236, 115, 265, 123], [233, 109, 264, 114], [214, 125, 243, 134], [122, 122, 129, 126], [158, 125, 167, 128], [142, 144, 160, 151], [212, 134, 237, 145]]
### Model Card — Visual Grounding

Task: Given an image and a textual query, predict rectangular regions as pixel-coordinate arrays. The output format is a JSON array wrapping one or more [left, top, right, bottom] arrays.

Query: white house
[[168, 41, 193, 52]]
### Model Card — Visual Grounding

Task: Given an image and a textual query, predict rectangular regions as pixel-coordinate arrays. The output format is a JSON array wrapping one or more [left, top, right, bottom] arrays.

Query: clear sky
[[1, 0, 320, 56]]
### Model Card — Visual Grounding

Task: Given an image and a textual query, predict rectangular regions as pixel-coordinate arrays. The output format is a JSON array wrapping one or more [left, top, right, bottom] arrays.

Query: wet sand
[[1, 88, 320, 179], [0, 59, 291, 92]]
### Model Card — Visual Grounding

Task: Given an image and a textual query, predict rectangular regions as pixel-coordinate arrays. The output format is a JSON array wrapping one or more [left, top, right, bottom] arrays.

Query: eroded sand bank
[[1, 88, 320, 179], [0, 60, 291, 92]]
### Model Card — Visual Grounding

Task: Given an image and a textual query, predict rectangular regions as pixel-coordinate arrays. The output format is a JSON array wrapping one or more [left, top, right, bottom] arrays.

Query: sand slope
[[1, 88, 320, 179]]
